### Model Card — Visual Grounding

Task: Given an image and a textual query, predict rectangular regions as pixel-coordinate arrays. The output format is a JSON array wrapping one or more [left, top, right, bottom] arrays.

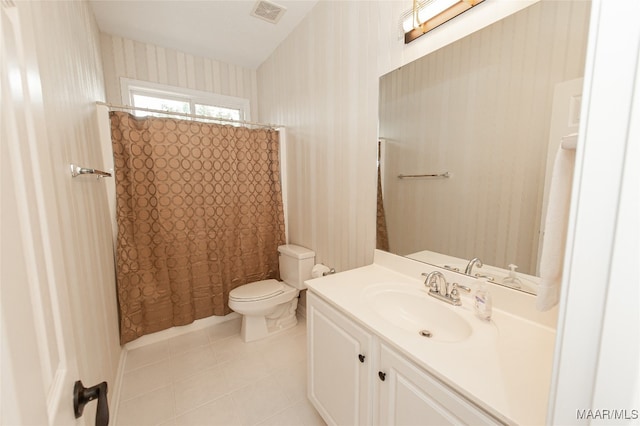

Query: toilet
[[228, 244, 315, 342]]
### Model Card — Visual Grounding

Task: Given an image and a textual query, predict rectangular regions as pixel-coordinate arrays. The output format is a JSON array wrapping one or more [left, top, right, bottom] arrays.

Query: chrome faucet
[[421, 272, 471, 306], [464, 257, 483, 275], [421, 271, 446, 296]]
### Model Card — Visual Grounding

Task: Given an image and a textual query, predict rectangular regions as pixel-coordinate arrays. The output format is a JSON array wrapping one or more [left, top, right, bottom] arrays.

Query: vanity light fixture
[[403, 0, 485, 44]]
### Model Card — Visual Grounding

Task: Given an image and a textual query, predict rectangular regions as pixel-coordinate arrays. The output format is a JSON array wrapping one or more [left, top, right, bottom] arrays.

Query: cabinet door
[[307, 292, 373, 426], [378, 344, 501, 426]]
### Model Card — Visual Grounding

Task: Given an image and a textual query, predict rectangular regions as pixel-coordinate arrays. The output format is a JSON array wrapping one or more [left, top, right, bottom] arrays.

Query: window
[[120, 78, 250, 123]]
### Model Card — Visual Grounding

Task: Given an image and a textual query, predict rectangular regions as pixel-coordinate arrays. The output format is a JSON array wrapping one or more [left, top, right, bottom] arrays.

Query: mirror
[[377, 1, 591, 294]]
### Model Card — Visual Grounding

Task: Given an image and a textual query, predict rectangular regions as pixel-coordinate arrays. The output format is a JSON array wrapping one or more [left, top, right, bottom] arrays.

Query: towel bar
[[397, 172, 450, 179], [70, 164, 112, 178]]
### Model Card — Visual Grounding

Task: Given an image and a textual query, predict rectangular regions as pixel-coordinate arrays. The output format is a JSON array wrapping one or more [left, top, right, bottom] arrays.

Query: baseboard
[[109, 347, 128, 425], [124, 312, 241, 351]]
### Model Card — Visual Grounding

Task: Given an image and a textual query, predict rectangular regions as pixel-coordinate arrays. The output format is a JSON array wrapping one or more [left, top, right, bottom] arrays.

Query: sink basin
[[363, 283, 472, 343]]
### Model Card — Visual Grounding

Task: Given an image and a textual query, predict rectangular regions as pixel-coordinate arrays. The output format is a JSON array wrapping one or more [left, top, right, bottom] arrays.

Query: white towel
[[537, 145, 576, 311]]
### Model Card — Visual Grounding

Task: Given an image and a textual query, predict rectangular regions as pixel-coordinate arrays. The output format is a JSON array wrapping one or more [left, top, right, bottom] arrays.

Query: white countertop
[[305, 251, 557, 425]]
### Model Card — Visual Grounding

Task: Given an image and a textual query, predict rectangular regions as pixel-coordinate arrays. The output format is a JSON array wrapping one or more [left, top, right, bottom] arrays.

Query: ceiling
[[89, 0, 319, 69]]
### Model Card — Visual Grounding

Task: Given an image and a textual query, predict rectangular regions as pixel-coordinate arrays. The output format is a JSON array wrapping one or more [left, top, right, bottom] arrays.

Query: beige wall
[[100, 34, 259, 120], [379, 1, 590, 274], [257, 1, 381, 272], [98, 6, 383, 308], [18, 0, 121, 407], [97, 1, 545, 275], [256, 0, 549, 273], [97, 0, 580, 278]]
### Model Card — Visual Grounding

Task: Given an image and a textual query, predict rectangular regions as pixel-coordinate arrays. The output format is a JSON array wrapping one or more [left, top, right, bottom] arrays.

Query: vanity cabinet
[[307, 291, 501, 426], [377, 343, 500, 425], [307, 292, 374, 425]]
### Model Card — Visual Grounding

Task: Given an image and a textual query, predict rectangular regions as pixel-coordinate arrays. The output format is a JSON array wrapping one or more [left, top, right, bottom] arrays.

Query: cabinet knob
[[358, 354, 366, 363], [378, 371, 386, 381]]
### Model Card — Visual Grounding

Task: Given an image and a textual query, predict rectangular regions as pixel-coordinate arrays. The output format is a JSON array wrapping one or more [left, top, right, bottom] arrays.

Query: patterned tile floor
[[115, 316, 325, 426]]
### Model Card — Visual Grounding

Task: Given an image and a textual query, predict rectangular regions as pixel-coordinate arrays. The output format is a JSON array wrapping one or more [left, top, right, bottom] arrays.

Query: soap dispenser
[[502, 264, 522, 289], [474, 279, 492, 321]]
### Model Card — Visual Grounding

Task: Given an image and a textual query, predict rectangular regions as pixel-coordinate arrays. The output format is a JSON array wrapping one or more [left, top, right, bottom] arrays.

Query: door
[[307, 292, 373, 426], [2, 3, 82, 424]]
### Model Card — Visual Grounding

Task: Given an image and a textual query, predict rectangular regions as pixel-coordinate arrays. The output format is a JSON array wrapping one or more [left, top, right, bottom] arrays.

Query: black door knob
[[378, 371, 386, 381], [358, 354, 366, 363], [73, 380, 109, 426]]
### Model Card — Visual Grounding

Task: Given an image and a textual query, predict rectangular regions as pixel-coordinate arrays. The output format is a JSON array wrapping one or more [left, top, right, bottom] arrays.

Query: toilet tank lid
[[278, 244, 315, 260]]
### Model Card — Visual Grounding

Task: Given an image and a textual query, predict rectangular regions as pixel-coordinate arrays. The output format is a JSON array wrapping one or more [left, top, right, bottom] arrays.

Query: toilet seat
[[229, 279, 284, 302]]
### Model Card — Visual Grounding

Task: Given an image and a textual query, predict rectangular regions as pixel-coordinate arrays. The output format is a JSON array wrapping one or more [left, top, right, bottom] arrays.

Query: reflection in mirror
[[378, 1, 591, 294]]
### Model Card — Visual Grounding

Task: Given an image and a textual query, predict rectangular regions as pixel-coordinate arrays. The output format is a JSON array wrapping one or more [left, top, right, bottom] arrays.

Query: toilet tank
[[278, 244, 315, 290]]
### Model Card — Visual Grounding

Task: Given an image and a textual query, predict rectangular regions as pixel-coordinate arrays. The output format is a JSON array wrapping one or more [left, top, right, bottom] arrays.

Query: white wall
[[100, 34, 259, 120], [256, 0, 544, 272], [257, 1, 381, 272], [98, 1, 541, 276]]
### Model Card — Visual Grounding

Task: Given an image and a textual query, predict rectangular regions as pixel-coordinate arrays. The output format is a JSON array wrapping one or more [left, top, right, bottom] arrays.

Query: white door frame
[[547, 0, 640, 423]]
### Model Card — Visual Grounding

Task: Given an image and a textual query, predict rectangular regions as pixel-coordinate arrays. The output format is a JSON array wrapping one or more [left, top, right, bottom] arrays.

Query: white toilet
[[228, 244, 315, 342]]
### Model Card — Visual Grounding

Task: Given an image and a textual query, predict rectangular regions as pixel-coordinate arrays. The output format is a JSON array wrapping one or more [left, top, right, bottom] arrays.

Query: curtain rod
[[96, 101, 283, 130]]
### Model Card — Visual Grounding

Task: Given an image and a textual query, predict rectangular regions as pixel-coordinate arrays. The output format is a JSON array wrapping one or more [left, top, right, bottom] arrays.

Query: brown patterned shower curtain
[[110, 111, 285, 344], [377, 141, 390, 251]]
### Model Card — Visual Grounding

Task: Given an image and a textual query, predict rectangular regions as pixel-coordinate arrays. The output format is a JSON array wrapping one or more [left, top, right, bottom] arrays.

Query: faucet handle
[[450, 283, 471, 303], [452, 283, 471, 293], [474, 273, 495, 282]]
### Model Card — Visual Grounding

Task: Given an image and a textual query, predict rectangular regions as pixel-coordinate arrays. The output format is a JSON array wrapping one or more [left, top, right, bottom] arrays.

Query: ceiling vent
[[250, 0, 287, 24]]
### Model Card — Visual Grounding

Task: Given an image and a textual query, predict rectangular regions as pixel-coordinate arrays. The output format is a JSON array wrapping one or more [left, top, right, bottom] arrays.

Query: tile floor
[[116, 316, 326, 426]]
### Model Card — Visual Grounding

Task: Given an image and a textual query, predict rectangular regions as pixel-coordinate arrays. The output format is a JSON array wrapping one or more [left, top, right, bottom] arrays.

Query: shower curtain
[[377, 141, 390, 251], [110, 111, 285, 344]]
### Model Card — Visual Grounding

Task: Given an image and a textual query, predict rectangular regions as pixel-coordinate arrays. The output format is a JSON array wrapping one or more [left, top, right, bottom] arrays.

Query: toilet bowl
[[228, 244, 315, 342]]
